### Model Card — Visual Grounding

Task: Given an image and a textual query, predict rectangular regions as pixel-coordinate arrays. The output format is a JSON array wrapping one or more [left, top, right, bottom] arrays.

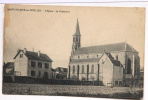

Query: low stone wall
[[3, 76, 100, 86], [3, 83, 143, 98]]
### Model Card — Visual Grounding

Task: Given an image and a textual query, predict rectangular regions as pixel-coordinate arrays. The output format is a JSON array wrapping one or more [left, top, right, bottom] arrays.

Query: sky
[[3, 4, 145, 68]]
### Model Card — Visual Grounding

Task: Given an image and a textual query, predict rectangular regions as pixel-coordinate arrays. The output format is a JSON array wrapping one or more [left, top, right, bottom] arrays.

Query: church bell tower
[[71, 19, 81, 56]]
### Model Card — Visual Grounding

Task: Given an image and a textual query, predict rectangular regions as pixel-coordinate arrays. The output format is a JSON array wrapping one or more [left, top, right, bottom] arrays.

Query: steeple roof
[[73, 18, 81, 36]]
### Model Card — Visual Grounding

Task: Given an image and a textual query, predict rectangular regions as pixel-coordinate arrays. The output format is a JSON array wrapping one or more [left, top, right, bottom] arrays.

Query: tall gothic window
[[91, 64, 94, 73], [82, 65, 84, 73], [77, 65, 79, 77], [87, 64, 89, 81], [127, 58, 131, 74], [73, 65, 75, 74]]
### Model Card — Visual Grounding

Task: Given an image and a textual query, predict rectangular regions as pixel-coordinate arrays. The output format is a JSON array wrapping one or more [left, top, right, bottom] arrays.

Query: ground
[[3, 83, 143, 99]]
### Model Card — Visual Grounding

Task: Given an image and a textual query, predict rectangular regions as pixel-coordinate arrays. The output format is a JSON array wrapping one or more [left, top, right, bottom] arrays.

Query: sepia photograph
[[2, 4, 145, 99]]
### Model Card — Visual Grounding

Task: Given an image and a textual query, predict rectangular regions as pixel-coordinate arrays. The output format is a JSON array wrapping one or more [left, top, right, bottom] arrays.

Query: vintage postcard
[[2, 4, 145, 99]]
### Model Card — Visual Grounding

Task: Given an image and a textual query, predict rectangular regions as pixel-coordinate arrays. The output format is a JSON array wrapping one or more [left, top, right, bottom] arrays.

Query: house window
[[45, 63, 49, 69], [91, 64, 94, 73], [82, 65, 84, 73], [115, 81, 118, 85], [38, 71, 41, 77], [20, 54, 23, 58], [119, 81, 122, 86], [44, 72, 48, 78], [73, 65, 75, 74], [116, 55, 118, 60], [38, 62, 42, 68], [31, 70, 35, 76], [31, 61, 36, 67]]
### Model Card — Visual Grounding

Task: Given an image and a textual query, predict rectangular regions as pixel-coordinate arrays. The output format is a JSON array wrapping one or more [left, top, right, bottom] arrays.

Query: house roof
[[101, 52, 122, 67], [51, 68, 56, 72], [55, 67, 68, 72], [110, 59, 122, 66], [14, 50, 52, 62], [74, 42, 137, 55]]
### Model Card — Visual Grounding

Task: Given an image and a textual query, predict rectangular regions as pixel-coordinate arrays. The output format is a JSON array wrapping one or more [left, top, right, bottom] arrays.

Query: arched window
[[73, 37, 75, 42], [76, 37, 78, 42], [87, 64, 89, 81], [127, 59, 131, 74], [82, 65, 84, 73], [77, 65, 79, 78], [91, 64, 94, 73], [73, 65, 75, 74]]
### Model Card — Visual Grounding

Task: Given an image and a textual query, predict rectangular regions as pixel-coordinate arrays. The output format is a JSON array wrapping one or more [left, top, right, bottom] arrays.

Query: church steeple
[[73, 18, 80, 36], [71, 18, 81, 56]]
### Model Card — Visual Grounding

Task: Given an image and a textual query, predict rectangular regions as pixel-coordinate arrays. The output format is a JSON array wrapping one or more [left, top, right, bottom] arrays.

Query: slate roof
[[110, 59, 122, 66], [74, 42, 137, 55], [14, 50, 52, 62], [55, 67, 68, 72], [51, 68, 56, 72], [102, 52, 122, 67]]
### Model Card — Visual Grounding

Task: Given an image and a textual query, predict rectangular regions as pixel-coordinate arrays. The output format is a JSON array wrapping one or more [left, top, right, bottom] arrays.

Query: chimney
[[23, 48, 27, 54], [17, 49, 20, 52], [38, 51, 41, 57]]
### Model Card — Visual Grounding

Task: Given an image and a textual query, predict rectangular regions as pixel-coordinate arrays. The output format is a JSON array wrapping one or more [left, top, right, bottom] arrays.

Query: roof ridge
[[14, 49, 52, 62], [26, 50, 47, 55], [79, 42, 125, 49]]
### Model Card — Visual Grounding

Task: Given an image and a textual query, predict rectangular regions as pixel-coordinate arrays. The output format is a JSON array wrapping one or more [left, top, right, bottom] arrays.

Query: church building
[[67, 19, 140, 86]]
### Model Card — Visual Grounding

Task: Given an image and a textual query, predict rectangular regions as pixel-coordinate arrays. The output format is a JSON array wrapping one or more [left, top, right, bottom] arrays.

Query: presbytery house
[[14, 48, 53, 79], [67, 19, 140, 86]]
